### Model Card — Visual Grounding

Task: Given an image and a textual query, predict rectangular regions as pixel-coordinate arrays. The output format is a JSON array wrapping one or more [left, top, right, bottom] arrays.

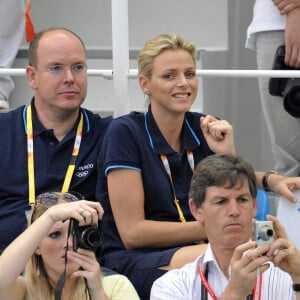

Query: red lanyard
[[198, 263, 262, 300], [198, 264, 218, 300]]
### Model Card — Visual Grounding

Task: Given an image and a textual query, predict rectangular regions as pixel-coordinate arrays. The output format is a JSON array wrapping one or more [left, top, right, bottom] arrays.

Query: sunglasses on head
[[35, 191, 84, 207]]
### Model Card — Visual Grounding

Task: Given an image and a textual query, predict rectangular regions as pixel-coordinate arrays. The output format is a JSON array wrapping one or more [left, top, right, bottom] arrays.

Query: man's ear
[[189, 199, 204, 223], [138, 75, 150, 95], [26, 65, 38, 89], [253, 198, 258, 217]]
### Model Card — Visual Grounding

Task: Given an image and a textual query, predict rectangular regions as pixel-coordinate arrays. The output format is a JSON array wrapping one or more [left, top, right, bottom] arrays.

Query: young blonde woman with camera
[[0, 192, 139, 300]]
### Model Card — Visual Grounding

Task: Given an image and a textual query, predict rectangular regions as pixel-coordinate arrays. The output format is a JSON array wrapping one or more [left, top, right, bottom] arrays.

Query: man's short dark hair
[[189, 154, 257, 207]]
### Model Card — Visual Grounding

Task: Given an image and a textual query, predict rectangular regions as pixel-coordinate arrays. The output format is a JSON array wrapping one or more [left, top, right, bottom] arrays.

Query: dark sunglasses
[[35, 191, 84, 207]]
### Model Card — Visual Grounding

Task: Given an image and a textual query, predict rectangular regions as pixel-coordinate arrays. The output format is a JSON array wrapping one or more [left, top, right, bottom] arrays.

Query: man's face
[[26, 30, 87, 113], [190, 178, 257, 251]]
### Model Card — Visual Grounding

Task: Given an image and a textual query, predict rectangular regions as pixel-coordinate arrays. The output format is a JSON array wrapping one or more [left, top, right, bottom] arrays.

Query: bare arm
[[273, 0, 300, 67], [273, 0, 300, 15], [285, 7, 300, 67], [0, 200, 103, 299], [255, 171, 300, 202], [107, 168, 207, 249], [0, 209, 55, 298]]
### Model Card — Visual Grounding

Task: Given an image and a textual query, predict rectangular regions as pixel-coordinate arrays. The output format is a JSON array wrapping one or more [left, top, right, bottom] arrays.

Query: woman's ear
[[138, 75, 150, 95], [35, 247, 41, 255]]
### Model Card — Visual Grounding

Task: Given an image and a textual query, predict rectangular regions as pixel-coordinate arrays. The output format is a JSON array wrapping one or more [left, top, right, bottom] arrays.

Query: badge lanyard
[[160, 150, 194, 223], [198, 263, 262, 300], [26, 104, 83, 205]]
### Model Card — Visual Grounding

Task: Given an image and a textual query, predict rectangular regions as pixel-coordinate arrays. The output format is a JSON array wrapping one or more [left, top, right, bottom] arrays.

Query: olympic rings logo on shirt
[[75, 163, 94, 178], [76, 170, 88, 178]]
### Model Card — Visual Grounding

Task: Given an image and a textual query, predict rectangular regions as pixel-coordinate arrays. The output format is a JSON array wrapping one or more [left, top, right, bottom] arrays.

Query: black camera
[[70, 218, 103, 251], [269, 45, 300, 118]]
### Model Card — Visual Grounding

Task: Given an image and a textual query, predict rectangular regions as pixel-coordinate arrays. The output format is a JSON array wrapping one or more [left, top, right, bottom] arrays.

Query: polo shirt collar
[[22, 98, 90, 138], [145, 105, 201, 155]]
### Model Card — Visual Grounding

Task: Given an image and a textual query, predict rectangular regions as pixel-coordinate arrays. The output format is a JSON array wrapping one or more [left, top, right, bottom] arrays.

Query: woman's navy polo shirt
[[97, 106, 214, 270], [0, 99, 112, 254]]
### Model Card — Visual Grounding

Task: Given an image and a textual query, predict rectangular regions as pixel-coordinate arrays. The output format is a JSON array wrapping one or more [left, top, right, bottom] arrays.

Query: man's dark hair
[[189, 154, 257, 207]]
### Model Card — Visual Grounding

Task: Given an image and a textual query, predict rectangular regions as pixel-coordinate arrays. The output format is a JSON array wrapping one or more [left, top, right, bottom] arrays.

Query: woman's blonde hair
[[25, 204, 88, 300], [138, 33, 196, 79]]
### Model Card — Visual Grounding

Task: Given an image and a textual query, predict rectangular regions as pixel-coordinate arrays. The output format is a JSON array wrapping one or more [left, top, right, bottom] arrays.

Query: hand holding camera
[[265, 215, 300, 282], [46, 199, 104, 252], [269, 45, 300, 118]]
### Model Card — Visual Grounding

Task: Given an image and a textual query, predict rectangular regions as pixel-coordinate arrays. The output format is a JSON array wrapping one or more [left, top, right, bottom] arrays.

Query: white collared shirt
[[150, 244, 294, 300]]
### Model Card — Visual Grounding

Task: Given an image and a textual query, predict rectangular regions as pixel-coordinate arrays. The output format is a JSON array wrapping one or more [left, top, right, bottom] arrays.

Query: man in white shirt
[[151, 154, 300, 299], [246, 0, 300, 180]]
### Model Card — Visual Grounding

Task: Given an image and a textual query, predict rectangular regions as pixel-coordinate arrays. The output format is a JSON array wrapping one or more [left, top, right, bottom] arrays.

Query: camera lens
[[266, 228, 274, 238], [258, 225, 274, 241], [82, 227, 103, 249], [284, 85, 300, 118], [269, 45, 300, 118], [71, 218, 104, 251]]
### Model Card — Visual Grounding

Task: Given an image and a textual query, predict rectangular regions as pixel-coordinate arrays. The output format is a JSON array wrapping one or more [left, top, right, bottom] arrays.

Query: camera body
[[253, 220, 274, 246], [269, 45, 300, 118], [70, 218, 103, 251]]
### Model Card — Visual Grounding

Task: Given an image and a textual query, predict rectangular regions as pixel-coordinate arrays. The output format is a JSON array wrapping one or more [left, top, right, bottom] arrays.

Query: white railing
[[129, 69, 300, 78], [2, 68, 300, 79], [2, 0, 300, 115]]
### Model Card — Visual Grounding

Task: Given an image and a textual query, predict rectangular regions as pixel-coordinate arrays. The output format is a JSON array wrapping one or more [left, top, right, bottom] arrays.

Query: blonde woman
[[97, 33, 236, 299], [97, 33, 300, 299], [0, 192, 139, 300]]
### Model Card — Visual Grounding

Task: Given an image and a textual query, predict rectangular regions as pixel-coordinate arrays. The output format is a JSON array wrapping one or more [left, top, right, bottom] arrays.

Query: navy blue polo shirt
[[97, 105, 214, 270], [0, 99, 112, 253]]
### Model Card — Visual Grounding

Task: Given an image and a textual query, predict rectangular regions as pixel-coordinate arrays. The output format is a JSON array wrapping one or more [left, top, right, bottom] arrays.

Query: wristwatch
[[262, 171, 277, 193]]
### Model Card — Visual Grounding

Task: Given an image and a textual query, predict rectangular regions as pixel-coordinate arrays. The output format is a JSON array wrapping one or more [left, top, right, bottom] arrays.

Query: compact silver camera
[[254, 221, 274, 246]]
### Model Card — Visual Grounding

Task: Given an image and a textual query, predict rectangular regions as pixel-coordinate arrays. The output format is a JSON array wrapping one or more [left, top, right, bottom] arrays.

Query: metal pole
[[128, 69, 300, 78], [111, 0, 130, 117], [2, 68, 300, 78]]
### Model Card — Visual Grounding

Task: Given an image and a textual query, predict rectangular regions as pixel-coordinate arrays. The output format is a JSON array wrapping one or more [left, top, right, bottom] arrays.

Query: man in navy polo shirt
[[0, 27, 112, 254]]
